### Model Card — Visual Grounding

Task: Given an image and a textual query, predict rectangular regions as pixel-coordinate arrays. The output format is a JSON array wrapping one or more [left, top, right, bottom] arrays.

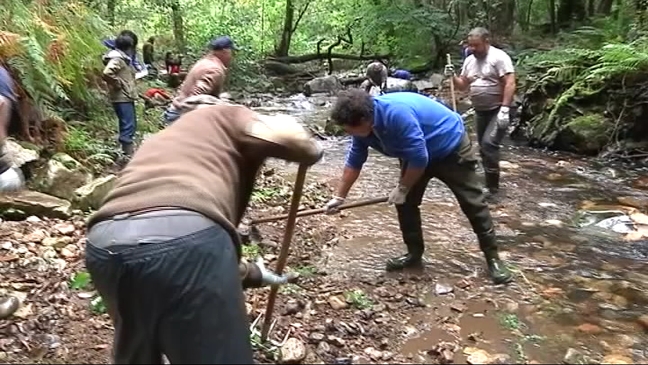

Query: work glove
[[444, 64, 455, 77], [241, 258, 298, 289], [496, 106, 510, 129], [387, 184, 409, 205], [0, 166, 25, 192], [324, 196, 345, 214]]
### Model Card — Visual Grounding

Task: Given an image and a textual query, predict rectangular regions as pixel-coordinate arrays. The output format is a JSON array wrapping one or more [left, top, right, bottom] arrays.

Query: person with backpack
[[102, 32, 138, 158]]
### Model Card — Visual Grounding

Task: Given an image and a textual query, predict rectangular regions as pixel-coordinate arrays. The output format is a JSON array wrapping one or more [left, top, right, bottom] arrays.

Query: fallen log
[[268, 52, 390, 64]]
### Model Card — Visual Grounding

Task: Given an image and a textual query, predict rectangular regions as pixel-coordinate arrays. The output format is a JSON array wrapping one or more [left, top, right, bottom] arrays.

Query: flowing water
[[255, 94, 648, 363]]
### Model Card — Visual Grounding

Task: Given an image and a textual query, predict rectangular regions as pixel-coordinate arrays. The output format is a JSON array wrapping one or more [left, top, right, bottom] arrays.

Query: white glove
[[496, 106, 510, 130], [388, 184, 409, 205], [444, 64, 455, 77], [256, 257, 294, 286], [0, 166, 25, 192], [324, 196, 345, 214]]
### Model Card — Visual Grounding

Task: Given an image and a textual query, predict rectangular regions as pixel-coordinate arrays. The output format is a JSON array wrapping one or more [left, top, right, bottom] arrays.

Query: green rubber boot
[[385, 232, 424, 272], [479, 233, 513, 285]]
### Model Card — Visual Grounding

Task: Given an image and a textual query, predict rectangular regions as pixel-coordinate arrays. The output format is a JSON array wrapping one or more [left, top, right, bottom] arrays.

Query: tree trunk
[[275, 0, 294, 57], [557, 0, 586, 27], [107, 0, 116, 26], [548, 0, 557, 33], [597, 0, 614, 15], [170, 1, 186, 53]]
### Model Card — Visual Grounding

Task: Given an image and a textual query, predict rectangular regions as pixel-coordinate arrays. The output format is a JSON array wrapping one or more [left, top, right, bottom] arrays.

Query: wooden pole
[[251, 196, 388, 225], [446, 53, 458, 112], [260, 164, 309, 342]]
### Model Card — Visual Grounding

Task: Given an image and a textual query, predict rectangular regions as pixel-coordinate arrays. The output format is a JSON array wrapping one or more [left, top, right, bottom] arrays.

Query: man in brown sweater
[[85, 103, 322, 364], [163, 36, 238, 125]]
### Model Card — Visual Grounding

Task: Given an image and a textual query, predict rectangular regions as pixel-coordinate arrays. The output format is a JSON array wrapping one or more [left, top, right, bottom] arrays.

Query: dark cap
[[209, 36, 239, 51]]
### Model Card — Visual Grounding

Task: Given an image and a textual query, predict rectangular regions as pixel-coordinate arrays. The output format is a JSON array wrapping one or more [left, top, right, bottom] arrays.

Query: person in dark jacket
[[102, 33, 138, 157], [102, 30, 144, 72], [322, 90, 512, 285]]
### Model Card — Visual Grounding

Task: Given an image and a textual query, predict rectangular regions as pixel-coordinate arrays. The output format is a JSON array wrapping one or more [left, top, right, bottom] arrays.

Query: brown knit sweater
[[87, 104, 322, 254]]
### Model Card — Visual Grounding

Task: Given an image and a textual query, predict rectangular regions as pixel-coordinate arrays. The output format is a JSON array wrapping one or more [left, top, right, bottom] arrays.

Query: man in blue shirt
[[322, 90, 512, 284]]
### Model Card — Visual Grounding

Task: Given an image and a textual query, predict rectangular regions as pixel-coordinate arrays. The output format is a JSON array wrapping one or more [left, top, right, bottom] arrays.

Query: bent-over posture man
[[446, 27, 516, 202], [163, 36, 238, 124], [361, 61, 388, 94], [85, 101, 322, 364], [322, 90, 512, 285]]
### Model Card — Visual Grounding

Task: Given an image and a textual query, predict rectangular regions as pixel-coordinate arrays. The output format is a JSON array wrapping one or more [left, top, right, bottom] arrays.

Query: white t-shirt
[[460, 46, 514, 111]]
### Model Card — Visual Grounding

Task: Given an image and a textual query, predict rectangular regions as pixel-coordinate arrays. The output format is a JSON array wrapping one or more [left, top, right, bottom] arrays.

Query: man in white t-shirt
[[445, 27, 516, 203]]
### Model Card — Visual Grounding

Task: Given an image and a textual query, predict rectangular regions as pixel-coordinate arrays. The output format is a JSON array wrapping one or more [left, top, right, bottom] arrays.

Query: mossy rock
[[563, 113, 611, 153]]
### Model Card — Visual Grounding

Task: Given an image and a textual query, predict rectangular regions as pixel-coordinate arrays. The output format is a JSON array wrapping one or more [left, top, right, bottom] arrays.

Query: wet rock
[[464, 348, 494, 364], [0, 190, 71, 219], [31, 153, 92, 200], [6, 139, 40, 168], [0, 296, 20, 319], [601, 354, 633, 364], [577, 323, 603, 335], [384, 77, 417, 93], [73, 174, 117, 211], [303, 76, 342, 96], [636, 314, 648, 331], [316, 341, 330, 355], [279, 337, 307, 364], [308, 332, 325, 343], [327, 335, 345, 347], [617, 196, 648, 210], [435, 282, 454, 295], [563, 348, 585, 364], [328, 295, 348, 310], [363, 347, 383, 361], [428, 342, 457, 364]]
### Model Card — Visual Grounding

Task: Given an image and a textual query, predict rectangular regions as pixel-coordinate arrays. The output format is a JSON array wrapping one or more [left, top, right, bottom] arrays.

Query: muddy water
[[257, 96, 648, 363]]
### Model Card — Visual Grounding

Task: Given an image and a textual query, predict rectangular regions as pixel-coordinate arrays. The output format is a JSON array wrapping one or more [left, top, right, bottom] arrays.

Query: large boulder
[[303, 76, 343, 96], [72, 174, 117, 211], [0, 190, 71, 219], [384, 77, 417, 93], [30, 153, 93, 201]]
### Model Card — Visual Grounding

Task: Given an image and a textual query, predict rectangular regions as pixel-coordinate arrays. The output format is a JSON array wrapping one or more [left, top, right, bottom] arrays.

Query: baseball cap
[[209, 36, 239, 51]]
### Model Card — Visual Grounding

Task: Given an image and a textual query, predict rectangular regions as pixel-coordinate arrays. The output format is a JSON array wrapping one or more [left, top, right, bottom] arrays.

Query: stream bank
[[0, 94, 647, 364]]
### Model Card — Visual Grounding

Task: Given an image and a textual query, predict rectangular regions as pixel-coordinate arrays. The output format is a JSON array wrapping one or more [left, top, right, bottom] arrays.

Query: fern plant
[[0, 0, 109, 121]]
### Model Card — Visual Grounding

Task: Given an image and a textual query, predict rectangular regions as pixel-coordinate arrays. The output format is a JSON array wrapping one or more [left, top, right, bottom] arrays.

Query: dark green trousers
[[397, 132, 497, 256]]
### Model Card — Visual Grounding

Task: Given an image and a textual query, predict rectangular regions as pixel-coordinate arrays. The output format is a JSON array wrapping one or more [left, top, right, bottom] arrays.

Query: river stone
[[0, 190, 71, 219], [5, 139, 40, 168], [303, 75, 343, 97], [280, 337, 307, 364], [383, 77, 417, 93], [30, 153, 92, 201], [73, 174, 117, 211]]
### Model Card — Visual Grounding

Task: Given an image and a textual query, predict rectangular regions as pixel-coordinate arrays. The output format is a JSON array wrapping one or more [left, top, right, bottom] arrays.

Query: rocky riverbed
[[1, 93, 648, 364]]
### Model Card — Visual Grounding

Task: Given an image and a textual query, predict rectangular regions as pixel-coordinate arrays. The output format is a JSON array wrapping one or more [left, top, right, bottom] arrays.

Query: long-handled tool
[[251, 196, 388, 225], [446, 53, 458, 112], [239, 196, 389, 244], [260, 164, 309, 342]]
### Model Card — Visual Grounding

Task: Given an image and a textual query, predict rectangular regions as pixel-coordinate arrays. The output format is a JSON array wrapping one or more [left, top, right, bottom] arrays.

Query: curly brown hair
[[330, 89, 374, 127]]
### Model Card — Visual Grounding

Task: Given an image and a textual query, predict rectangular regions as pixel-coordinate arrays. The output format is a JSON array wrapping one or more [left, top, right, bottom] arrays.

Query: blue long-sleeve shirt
[[0, 66, 16, 102], [345, 92, 465, 170]]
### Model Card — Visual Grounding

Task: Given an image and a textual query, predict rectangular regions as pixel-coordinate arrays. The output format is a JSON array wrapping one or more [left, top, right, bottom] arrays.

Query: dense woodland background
[[1, 0, 648, 160]]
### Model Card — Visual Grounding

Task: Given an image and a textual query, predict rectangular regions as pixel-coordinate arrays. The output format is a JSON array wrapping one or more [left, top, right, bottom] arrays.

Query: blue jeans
[[163, 107, 180, 126], [113, 102, 137, 145]]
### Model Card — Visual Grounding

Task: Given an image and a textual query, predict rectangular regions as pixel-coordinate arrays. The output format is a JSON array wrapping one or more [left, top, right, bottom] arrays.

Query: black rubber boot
[[385, 232, 424, 272], [484, 171, 500, 203], [121, 142, 135, 158], [479, 233, 513, 285]]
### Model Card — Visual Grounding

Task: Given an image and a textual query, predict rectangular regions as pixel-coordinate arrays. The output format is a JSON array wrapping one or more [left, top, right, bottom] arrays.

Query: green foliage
[[0, 0, 109, 118]]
